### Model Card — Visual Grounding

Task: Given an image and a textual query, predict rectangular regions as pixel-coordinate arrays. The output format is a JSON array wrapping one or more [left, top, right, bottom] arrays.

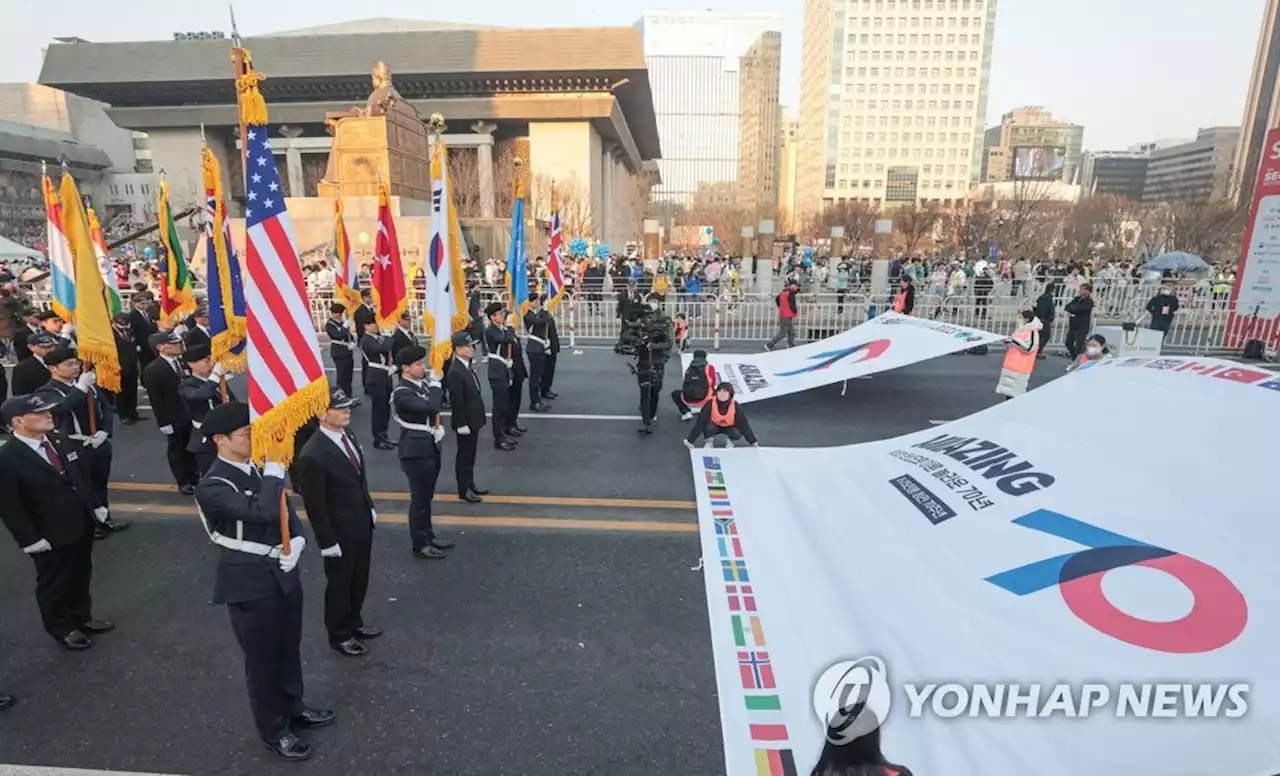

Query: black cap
[[484, 301, 505, 317], [1091, 334, 1107, 345], [184, 344, 212, 363], [451, 331, 475, 348], [36, 310, 61, 321], [27, 332, 58, 349], [194, 305, 209, 318], [528, 291, 540, 302], [693, 349, 708, 359], [1, 393, 59, 422], [148, 330, 182, 350], [42, 347, 78, 367], [328, 388, 359, 410], [201, 402, 250, 439], [329, 302, 346, 314], [395, 344, 428, 367]]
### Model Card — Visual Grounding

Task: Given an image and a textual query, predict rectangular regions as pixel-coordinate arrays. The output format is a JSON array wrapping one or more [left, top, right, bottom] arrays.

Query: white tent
[[0, 236, 40, 261]]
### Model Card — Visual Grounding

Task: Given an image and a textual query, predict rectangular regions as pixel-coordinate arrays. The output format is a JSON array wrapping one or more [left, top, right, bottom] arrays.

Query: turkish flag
[[371, 186, 407, 328]]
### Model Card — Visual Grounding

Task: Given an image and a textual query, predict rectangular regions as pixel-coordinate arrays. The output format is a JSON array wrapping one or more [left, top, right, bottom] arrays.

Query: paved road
[[0, 346, 1064, 775]]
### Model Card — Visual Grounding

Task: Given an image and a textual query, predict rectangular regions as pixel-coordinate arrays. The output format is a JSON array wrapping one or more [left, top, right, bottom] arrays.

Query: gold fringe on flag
[[250, 376, 330, 467], [157, 180, 196, 327], [235, 67, 269, 126], [59, 173, 122, 392], [203, 148, 248, 371], [371, 181, 408, 330]]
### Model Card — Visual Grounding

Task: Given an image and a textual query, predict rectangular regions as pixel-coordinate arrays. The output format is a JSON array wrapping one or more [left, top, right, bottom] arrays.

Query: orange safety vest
[[674, 318, 688, 340], [1002, 325, 1037, 375], [709, 398, 737, 428], [685, 365, 717, 409], [893, 290, 907, 313]]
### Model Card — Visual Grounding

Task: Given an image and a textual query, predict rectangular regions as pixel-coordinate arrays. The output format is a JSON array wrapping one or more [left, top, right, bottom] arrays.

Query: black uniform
[[0, 431, 103, 643], [325, 319, 356, 397], [111, 324, 141, 421], [295, 427, 376, 646], [390, 327, 418, 363], [1064, 294, 1095, 360], [128, 309, 158, 374], [36, 379, 114, 509], [484, 324, 518, 444], [184, 324, 212, 351], [180, 375, 235, 476], [359, 333, 394, 445], [625, 311, 673, 429], [11, 357, 49, 397], [523, 307, 553, 406], [195, 460, 308, 744], [12, 323, 39, 362], [542, 312, 561, 397], [352, 303, 376, 333], [445, 356, 486, 497], [143, 355, 199, 489], [392, 378, 445, 550]]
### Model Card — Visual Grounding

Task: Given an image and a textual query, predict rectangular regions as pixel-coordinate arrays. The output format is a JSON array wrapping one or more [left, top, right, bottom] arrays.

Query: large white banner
[[682, 312, 1006, 403], [692, 356, 1280, 776]]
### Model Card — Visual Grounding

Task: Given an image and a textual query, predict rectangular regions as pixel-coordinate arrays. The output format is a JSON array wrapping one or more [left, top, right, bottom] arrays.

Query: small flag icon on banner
[[706, 471, 725, 485], [714, 518, 737, 534], [732, 614, 765, 647], [709, 487, 729, 499], [738, 650, 775, 690], [727, 584, 756, 612], [722, 559, 749, 582], [753, 748, 798, 776], [749, 724, 789, 742], [744, 694, 781, 711], [703, 457, 721, 470], [718, 535, 744, 558]]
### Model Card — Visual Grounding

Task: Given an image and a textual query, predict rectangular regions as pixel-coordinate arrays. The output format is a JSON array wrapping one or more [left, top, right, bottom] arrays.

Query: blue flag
[[506, 189, 530, 323]]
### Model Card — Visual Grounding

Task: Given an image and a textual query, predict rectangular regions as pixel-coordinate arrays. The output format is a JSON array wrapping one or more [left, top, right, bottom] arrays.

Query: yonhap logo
[[812, 657, 893, 745]]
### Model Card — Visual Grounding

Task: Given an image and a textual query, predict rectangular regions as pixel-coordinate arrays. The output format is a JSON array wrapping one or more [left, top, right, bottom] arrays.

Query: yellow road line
[[107, 502, 698, 533], [108, 482, 695, 510]]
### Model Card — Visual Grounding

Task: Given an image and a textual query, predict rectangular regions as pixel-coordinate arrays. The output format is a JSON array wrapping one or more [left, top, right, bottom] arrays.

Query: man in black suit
[[109, 313, 144, 424], [128, 293, 159, 375], [296, 388, 383, 655], [542, 298, 561, 400], [35, 348, 129, 538], [183, 304, 212, 350], [324, 303, 356, 397], [391, 345, 454, 559], [143, 330, 199, 494], [483, 303, 520, 452], [389, 310, 418, 363], [11, 310, 41, 362], [522, 293, 554, 413], [0, 394, 115, 651], [178, 344, 234, 476], [10, 333, 58, 396], [193, 402, 334, 762], [444, 332, 489, 503], [359, 319, 395, 450], [352, 290, 376, 332]]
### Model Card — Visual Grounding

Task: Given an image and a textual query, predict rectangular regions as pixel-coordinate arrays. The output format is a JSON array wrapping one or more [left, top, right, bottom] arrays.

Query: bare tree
[[820, 200, 879, 252], [893, 201, 942, 256], [446, 148, 482, 219]]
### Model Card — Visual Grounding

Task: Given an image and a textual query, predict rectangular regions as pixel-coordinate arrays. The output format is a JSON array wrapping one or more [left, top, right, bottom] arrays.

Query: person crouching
[[1066, 333, 1112, 372], [682, 382, 759, 449], [671, 349, 717, 420]]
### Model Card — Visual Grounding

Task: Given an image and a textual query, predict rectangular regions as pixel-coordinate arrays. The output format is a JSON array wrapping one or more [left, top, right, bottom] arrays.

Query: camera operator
[[623, 292, 673, 435]]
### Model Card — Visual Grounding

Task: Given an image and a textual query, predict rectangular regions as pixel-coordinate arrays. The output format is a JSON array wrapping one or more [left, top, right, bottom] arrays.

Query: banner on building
[[681, 312, 1005, 403], [693, 356, 1280, 776], [1228, 126, 1280, 349]]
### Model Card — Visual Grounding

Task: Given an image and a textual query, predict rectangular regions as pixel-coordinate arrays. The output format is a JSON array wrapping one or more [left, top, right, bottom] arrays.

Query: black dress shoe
[[0, 695, 15, 711], [530, 403, 551, 412], [61, 630, 92, 651], [414, 545, 447, 559], [505, 426, 524, 437], [178, 484, 196, 496], [353, 626, 384, 640], [429, 538, 455, 550], [330, 638, 368, 657], [80, 620, 115, 634], [637, 424, 654, 435], [120, 417, 136, 425], [459, 491, 483, 503], [373, 440, 396, 450], [471, 487, 490, 496], [544, 391, 559, 400], [105, 518, 130, 532], [291, 707, 336, 729], [494, 440, 516, 451], [511, 424, 529, 434], [264, 733, 312, 761], [94, 525, 111, 540]]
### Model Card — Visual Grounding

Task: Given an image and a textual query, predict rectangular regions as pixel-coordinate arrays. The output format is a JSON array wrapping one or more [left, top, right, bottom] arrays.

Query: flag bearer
[[392, 345, 453, 559], [359, 319, 395, 450], [178, 344, 234, 475], [523, 293, 553, 412], [324, 303, 357, 397]]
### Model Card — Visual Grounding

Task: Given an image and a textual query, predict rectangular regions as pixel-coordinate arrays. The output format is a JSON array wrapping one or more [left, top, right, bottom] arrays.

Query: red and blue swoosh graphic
[[775, 339, 892, 377]]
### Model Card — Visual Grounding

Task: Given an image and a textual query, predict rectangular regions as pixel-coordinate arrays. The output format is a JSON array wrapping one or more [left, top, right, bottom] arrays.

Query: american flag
[[546, 208, 566, 312], [242, 123, 328, 462]]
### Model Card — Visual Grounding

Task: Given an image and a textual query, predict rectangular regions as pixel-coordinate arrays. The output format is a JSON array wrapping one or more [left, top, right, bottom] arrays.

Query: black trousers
[[32, 533, 94, 641], [116, 364, 139, 419], [227, 585, 305, 742], [367, 382, 390, 441], [527, 353, 546, 405], [401, 456, 441, 550], [0, 364, 8, 403], [490, 381, 511, 443], [195, 450, 217, 478], [507, 379, 523, 428], [166, 426, 198, 487], [671, 390, 699, 415], [333, 357, 354, 397], [85, 441, 113, 508], [1065, 328, 1088, 360], [542, 352, 557, 394], [323, 533, 371, 644], [455, 431, 479, 496], [638, 370, 664, 425]]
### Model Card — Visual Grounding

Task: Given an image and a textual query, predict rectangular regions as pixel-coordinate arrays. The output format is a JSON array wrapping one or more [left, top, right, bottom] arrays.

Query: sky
[[0, 0, 1267, 151]]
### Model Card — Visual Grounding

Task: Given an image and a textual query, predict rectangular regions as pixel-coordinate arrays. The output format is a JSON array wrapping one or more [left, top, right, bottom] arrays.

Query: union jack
[[546, 207, 566, 312]]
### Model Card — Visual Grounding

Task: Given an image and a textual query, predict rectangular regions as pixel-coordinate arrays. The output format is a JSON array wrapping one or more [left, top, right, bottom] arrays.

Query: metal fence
[[20, 284, 1269, 358]]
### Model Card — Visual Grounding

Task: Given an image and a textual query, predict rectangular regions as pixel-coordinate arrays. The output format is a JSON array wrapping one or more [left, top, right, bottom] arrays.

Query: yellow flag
[[59, 173, 122, 392]]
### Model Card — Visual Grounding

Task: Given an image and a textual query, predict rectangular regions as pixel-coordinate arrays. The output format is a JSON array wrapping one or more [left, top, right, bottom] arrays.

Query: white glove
[[87, 430, 109, 448], [426, 379, 443, 391], [211, 362, 228, 379], [263, 462, 286, 480], [173, 324, 188, 336], [683, 439, 695, 449], [92, 506, 109, 524], [320, 544, 343, 559], [370, 509, 378, 525], [346, 341, 358, 350], [61, 322, 75, 336], [159, 424, 174, 436], [431, 426, 446, 443], [77, 371, 96, 391], [457, 425, 471, 436], [22, 538, 53, 554], [504, 358, 514, 369], [278, 535, 306, 572]]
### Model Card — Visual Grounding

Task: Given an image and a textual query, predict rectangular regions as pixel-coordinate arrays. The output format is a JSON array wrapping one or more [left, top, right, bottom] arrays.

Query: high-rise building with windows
[[637, 11, 783, 212], [797, 0, 998, 219], [1231, 0, 1280, 207]]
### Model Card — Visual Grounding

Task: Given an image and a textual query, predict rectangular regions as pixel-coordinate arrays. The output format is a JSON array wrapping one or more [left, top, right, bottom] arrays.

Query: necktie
[[340, 434, 360, 472], [41, 440, 65, 475]]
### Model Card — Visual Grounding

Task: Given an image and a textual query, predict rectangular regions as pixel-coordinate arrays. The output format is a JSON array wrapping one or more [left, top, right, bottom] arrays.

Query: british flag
[[242, 121, 328, 462], [546, 208, 566, 312]]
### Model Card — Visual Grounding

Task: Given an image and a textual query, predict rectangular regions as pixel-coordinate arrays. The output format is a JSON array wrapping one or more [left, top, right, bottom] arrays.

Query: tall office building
[[981, 106, 1083, 184], [1144, 127, 1240, 204], [778, 114, 800, 231], [638, 11, 783, 213], [1231, 0, 1280, 207], [797, 0, 998, 219]]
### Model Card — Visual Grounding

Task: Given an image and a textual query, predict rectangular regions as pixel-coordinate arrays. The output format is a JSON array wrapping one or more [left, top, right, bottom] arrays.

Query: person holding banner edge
[[683, 382, 759, 449]]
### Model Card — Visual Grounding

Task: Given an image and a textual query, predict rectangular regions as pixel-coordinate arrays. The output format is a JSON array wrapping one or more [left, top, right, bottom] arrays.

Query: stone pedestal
[[318, 100, 431, 200]]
